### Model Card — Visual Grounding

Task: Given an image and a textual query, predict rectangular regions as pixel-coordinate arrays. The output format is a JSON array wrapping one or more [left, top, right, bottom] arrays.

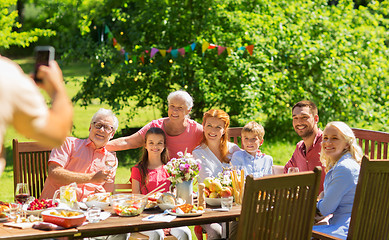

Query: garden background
[[1, 0, 389, 202]]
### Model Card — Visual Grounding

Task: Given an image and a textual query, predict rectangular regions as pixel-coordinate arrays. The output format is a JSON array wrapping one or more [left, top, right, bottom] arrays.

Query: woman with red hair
[[193, 109, 240, 239]]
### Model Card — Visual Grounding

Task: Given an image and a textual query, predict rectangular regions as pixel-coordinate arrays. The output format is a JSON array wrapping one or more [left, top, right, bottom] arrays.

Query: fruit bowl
[[205, 197, 223, 206], [41, 209, 86, 228], [110, 194, 147, 217], [25, 199, 59, 216]]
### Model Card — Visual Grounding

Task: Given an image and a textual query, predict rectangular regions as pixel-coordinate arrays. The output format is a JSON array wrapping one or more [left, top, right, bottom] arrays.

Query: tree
[[0, 0, 54, 50], [74, 0, 389, 135]]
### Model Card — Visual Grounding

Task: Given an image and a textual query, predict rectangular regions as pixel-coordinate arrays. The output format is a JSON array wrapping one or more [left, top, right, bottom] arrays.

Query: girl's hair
[[136, 127, 169, 192], [320, 121, 363, 172], [201, 109, 231, 163]]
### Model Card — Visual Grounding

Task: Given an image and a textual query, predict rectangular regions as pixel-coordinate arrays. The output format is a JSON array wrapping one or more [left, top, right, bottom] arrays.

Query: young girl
[[313, 121, 363, 239], [131, 127, 191, 240]]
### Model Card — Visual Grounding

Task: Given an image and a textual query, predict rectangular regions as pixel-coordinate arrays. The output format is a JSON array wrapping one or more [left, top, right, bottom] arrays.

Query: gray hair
[[91, 108, 119, 131], [167, 90, 194, 110]]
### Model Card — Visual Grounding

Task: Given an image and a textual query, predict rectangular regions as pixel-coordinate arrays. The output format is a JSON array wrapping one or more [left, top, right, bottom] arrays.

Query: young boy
[[231, 121, 273, 177]]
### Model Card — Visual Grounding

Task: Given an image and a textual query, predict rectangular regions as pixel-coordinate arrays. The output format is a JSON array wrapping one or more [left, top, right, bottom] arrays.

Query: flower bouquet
[[164, 151, 201, 187]]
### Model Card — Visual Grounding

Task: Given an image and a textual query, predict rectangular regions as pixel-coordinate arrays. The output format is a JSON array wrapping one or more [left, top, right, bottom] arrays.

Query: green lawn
[[0, 57, 295, 202]]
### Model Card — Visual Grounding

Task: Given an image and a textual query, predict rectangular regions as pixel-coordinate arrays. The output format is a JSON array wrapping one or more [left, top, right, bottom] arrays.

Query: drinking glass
[[287, 167, 300, 174], [87, 206, 101, 223], [15, 183, 30, 205], [9, 202, 21, 220], [15, 183, 31, 218], [221, 196, 233, 210], [105, 153, 117, 183]]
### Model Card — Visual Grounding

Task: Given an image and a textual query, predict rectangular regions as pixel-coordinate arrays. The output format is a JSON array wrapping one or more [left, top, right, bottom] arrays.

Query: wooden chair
[[237, 167, 322, 240], [113, 183, 132, 194], [352, 128, 389, 159], [13, 139, 52, 199], [228, 127, 243, 145], [312, 156, 389, 240]]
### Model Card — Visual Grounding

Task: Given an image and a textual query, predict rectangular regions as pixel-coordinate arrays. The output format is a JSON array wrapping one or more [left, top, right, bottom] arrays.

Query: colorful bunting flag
[[202, 41, 210, 55], [171, 49, 179, 58], [246, 45, 254, 56], [227, 47, 233, 55], [140, 54, 144, 64], [218, 46, 226, 55], [178, 48, 186, 57], [159, 49, 166, 57], [208, 44, 217, 49], [150, 48, 159, 58], [103, 25, 256, 66]]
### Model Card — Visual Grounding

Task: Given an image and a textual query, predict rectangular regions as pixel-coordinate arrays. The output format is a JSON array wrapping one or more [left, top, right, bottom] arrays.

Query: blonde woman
[[313, 121, 363, 239]]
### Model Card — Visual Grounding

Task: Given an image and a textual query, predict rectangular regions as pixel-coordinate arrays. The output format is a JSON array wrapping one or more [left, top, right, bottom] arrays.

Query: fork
[[147, 210, 169, 219]]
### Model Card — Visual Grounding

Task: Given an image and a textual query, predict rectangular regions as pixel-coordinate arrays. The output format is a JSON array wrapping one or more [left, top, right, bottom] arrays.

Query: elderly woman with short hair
[[107, 90, 203, 159]]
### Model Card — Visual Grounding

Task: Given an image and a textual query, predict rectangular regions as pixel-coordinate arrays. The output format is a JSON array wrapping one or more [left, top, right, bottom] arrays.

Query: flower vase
[[176, 180, 193, 205]]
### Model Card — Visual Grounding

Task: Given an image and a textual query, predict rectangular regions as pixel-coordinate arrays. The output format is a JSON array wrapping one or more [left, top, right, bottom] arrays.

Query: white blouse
[[193, 142, 240, 183]]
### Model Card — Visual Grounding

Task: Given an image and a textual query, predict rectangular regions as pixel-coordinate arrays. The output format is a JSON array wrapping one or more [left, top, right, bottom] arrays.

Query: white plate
[[83, 199, 110, 210], [157, 198, 186, 211], [167, 210, 204, 217], [205, 198, 223, 206], [0, 217, 8, 222]]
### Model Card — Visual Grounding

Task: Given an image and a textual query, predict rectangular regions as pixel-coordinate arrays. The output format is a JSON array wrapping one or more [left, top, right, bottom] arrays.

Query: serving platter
[[167, 210, 204, 217]]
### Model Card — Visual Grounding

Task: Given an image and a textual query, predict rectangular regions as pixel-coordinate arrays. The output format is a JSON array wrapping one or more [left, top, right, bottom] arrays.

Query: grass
[[0, 57, 296, 203]]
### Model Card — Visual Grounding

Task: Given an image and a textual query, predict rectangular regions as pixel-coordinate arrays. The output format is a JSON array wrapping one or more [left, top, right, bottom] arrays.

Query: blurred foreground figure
[[0, 56, 73, 177]]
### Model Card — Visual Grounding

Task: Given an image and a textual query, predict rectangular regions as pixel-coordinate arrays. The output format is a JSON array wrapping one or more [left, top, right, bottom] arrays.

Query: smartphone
[[34, 46, 55, 83]]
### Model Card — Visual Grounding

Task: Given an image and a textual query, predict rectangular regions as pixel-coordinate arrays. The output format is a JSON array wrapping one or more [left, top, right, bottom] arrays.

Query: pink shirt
[[138, 117, 203, 159], [40, 137, 117, 201], [131, 165, 170, 194], [284, 130, 325, 192]]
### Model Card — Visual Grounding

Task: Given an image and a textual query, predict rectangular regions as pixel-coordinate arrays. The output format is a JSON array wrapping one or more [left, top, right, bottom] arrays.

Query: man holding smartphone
[[0, 55, 73, 177]]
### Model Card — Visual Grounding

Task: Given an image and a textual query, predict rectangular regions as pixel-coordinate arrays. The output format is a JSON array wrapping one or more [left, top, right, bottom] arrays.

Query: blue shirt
[[313, 153, 360, 239], [230, 150, 273, 177]]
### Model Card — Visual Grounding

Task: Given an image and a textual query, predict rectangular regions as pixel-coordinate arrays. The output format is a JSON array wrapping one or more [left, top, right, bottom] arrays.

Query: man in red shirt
[[284, 100, 325, 192]]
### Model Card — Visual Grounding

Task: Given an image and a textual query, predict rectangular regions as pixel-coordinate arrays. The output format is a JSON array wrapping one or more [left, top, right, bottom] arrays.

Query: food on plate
[[171, 204, 201, 214], [147, 192, 163, 202], [0, 201, 10, 212], [14, 214, 41, 223], [49, 210, 81, 217], [27, 199, 58, 211], [86, 192, 110, 203], [0, 212, 7, 218], [145, 192, 162, 209]]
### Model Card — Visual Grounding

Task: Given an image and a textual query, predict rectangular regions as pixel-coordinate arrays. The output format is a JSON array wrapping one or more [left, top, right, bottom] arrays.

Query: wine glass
[[15, 183, 31, 217], [105, 154, 117, 183], [287, 167, 300, 174]]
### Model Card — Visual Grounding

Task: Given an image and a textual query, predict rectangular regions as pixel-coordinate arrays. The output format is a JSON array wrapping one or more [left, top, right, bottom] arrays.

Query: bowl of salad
[[110, 194, 147, 217]]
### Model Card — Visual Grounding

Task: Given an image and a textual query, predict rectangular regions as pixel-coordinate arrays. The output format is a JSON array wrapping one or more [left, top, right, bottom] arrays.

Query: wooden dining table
[[0, 205, 241, 239]]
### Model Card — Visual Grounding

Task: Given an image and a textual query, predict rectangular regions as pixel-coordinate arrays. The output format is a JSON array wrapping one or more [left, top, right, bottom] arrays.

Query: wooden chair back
[[352, 128, 389, 159], [228, 127, 242, 146], [237, 167, 322, 240], [13, 139, 52, 199], [113, 183, 132, 194], [348, 155, 389, 239], [312, 156, 389, 240]]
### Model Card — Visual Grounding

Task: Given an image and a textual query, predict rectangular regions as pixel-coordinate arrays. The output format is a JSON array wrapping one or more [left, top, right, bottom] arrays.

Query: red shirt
[[284, 130, 325, 192], [131, 165, 170, 194]]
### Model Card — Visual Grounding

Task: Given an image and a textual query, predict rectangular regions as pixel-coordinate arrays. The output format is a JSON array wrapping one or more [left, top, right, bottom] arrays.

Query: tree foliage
[[71, 0, 389, 135], [0, 0, 54, 50]]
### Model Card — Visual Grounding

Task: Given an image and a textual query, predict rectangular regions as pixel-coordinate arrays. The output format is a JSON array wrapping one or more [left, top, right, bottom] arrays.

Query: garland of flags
[[104, 25, 254, 65]]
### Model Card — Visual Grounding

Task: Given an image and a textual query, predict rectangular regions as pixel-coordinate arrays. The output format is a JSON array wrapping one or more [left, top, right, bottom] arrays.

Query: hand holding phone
[[34, 46, 55, 83]]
